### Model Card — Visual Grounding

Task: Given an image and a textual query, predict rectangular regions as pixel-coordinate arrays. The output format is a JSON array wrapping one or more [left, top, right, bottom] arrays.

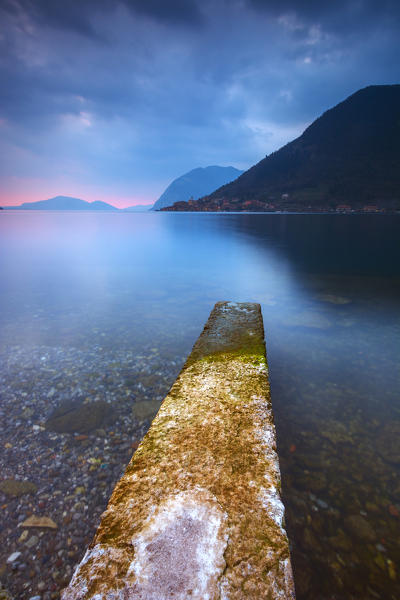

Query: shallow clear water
[[0, 211, 399, 599]]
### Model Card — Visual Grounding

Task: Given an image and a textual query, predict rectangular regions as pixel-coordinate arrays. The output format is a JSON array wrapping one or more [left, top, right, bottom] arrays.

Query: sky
[[1, 0, 399, 208]]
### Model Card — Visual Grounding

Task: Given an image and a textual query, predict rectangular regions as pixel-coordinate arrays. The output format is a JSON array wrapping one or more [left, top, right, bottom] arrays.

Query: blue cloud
[[0, 0, 399, 204]]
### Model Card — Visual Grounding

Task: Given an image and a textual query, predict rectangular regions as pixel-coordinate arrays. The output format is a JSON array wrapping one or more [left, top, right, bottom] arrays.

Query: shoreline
[[1, 208, 400, 215]]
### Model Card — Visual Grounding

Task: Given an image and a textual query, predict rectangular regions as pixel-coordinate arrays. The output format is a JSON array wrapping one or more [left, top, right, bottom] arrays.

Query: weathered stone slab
[[62, 301, 295, 599]]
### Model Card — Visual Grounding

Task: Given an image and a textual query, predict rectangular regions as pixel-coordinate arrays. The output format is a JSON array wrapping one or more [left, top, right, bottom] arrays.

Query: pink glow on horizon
[[0, 189, 154, 209]]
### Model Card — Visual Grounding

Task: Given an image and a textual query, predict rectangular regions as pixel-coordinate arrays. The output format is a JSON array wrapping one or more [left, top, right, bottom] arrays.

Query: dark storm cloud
[[5, 0, 400, 36], [124, 0, 203, 25], [0, 0, 203, 38], [249, 0, 400, 27]]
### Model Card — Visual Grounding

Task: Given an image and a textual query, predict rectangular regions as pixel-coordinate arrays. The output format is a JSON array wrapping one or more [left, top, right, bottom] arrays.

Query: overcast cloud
[[1, 0, 399, 206]]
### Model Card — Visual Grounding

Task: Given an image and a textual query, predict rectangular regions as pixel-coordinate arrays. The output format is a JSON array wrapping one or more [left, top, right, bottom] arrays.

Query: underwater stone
[[345, 515, 376, 542], [62, 301, 295, 599], [19, 515, 58, 529], [45, 400, 114, 434], [282, 310, 332, 330], [316, 294, 352, 305], [376, 422, 400, 464], [6, 552, 21, 564], [0, 479, 37, 497], [131, 399, 161, 421]]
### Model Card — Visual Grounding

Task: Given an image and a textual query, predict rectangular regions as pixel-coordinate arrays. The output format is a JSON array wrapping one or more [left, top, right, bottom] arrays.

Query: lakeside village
[[163, 194, 400, 213]]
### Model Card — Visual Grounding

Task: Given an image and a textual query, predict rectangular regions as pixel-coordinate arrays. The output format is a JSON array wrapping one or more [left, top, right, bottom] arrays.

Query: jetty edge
[[62, 301, 295, 599]]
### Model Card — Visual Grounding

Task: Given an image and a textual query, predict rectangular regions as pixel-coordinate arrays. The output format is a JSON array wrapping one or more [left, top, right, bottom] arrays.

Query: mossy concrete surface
[[62, 301, 295, 599]]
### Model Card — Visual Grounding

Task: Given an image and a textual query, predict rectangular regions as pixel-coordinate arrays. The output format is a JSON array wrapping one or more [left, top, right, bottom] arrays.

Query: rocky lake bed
[[1, 324, 399, 600], [0, 345, 183, 599]]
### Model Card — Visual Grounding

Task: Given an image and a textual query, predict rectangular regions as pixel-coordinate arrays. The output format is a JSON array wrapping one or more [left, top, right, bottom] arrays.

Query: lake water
[[0, 211, 399, 599]]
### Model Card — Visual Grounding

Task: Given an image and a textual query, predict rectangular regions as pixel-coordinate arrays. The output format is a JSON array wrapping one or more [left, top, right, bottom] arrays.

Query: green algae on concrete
[[62, 302, 295, 599]]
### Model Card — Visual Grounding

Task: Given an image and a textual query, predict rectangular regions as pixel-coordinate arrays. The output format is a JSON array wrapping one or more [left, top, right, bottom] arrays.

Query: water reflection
[[0, 211, 399, 599]]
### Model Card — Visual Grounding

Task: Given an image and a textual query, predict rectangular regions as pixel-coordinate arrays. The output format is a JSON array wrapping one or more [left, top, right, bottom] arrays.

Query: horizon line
[[0, 195, 155, 209]]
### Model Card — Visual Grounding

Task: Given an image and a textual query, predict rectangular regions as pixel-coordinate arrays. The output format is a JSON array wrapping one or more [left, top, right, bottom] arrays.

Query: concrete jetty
[[62, 301, 295, 599]]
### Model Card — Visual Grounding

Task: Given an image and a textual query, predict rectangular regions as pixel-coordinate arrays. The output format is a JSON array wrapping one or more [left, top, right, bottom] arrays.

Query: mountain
[[162, 85, 400, 213], [123, 204, 154, 212], [152, 166, 244, 210], [5, 196, 119, 210]]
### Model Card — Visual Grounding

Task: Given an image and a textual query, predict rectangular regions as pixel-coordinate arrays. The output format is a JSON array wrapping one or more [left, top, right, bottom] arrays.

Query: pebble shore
[[0, 344, 183, 600]]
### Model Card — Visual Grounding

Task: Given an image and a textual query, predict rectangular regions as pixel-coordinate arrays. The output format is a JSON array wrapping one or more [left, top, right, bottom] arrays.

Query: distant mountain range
[[152, 166, 244, 210], [2, 165, 245, 211], [4, 196, 119, 211], [162, 85, 400, 213], [3, 196, 154, 212]]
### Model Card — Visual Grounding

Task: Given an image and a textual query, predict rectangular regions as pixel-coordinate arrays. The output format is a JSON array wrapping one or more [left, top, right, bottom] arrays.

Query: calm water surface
[[0, 211, 399, 599]]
